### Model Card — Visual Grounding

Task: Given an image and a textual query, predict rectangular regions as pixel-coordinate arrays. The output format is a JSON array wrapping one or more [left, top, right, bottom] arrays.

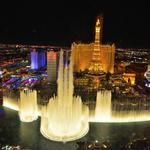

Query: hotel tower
[[72, 15, 115, 74]]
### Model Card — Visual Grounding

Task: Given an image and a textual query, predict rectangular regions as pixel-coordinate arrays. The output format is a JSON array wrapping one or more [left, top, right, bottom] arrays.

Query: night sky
[[0, 1, 150, 48]]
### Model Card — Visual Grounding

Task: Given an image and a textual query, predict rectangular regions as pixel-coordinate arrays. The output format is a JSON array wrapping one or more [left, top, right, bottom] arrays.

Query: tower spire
[[89, 15, 103, 74], [95, 15, 103, 44], [95, 16, 100, 44]]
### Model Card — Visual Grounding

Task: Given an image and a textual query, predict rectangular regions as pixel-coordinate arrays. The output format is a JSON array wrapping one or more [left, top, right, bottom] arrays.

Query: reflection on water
[[1, 107, 150, 149], [19, 121, 39, 149]]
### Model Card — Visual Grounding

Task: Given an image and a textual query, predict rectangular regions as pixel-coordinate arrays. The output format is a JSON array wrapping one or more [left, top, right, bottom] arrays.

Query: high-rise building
[[0, 70, 3, 105], [147, 54, 150, 70], [144, 54, 150, 84], [72, 43, 93, 72], [72, 16, 115, 74], [31, 49, 46, 70], [47, 51, 57, 82]]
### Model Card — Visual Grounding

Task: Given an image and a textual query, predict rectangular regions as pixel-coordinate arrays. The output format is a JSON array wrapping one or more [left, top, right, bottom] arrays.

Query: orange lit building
[[72, 43, 93, 72], [47, 51, 57, 82], [123, 73, 136, 85], [147, 54, 150, 70], [72, 16, 115, 74]]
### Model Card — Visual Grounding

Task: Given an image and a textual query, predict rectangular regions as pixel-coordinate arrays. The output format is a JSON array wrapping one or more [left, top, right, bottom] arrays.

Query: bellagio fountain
[[90, 90, 150, 123], [40, 50, 89, 142], [19, 89, 38, 122], [3, 49, 150, 142]]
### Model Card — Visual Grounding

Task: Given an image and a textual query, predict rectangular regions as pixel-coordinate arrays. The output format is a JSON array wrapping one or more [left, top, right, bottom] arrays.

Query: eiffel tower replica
[[89, 15, 104, 75]]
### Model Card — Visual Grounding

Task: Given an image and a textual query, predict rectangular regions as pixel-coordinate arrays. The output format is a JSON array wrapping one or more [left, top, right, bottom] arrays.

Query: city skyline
[[0, 1, 150, 48]]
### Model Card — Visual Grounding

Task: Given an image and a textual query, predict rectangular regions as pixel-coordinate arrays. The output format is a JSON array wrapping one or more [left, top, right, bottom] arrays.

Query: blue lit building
[[31, 49, 46, 70], [144, 59, 150, 87]]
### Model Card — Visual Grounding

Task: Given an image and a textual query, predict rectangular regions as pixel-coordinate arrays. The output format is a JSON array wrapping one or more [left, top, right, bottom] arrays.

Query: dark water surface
[[0, 107, 150, 150]]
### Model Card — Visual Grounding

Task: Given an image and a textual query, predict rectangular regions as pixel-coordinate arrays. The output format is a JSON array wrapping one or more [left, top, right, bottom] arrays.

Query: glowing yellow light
[[103, 144, 107, 148], [88, 144, 92, 148], [123, 73, 135, 85], [19, 89, 38, 122], [95, 140, 99, 143], [40, 50, 89, 142], [3, 96, 19, 111]]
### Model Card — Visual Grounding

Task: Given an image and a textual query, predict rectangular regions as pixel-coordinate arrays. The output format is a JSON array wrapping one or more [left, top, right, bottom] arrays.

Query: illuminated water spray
[[19, 89, 38, 122], [3, 96, 19, 111], [40, 50, 89, 142], [94, 90, 112, 122], [90, 90, 150, 122]]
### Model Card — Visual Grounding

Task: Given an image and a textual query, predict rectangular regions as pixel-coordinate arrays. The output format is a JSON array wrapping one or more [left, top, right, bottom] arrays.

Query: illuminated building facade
[[72, 16, 115, 74], [74, 78, 89, 86], [31, 49, 46, 70], [72, 43, 93, 72], [147, 54, 150, 70], [47, 51, 57, 82], [0, 71, 3, 105], [144, 54, 150, 87], [123, 73, 136, 85]]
